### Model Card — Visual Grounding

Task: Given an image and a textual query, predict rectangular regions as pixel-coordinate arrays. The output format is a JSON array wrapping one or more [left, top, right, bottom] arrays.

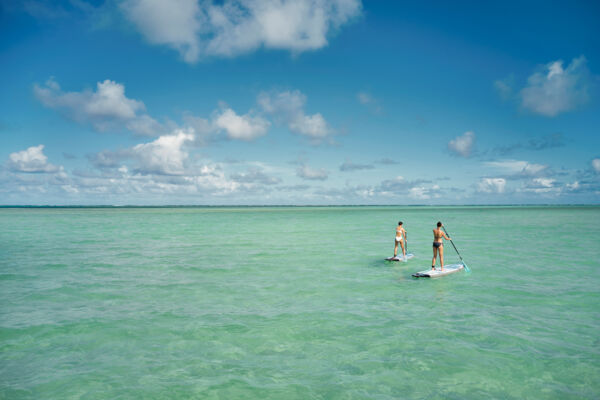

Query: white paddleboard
[[412, 263, 464, 278], [385, 253, 414, 262]]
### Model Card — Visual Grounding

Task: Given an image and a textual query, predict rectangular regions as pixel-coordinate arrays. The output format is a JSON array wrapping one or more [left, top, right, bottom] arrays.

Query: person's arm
[[443, 232, 451, 240], [404, 229, 407, 241]]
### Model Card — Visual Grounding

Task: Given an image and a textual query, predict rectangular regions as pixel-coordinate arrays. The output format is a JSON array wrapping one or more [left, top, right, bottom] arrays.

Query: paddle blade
[[462, 262, 471, 273]]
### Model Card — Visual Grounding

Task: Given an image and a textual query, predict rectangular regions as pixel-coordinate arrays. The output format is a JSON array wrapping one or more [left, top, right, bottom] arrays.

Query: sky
[[1, 0, 599, 205]]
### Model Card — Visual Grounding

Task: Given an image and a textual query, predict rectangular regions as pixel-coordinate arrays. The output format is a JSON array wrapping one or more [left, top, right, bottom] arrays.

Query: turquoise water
[[1, 206, 599, 399]]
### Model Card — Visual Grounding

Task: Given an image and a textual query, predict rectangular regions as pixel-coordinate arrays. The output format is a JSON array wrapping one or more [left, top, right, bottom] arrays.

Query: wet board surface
[[412, 263, 464, 278], [385, 253, 414, 262]]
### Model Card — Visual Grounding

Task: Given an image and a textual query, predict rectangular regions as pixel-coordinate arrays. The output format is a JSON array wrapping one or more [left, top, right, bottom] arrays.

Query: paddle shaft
[[442, 226, 466, 265]]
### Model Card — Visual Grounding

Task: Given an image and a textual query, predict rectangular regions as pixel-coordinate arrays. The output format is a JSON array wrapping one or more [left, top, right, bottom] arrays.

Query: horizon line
[[1, 204, 599, 208]]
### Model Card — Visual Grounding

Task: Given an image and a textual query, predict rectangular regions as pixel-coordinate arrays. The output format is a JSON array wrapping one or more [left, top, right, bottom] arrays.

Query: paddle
[[442, 226, 471, 273], [402, 237, 408, 261]]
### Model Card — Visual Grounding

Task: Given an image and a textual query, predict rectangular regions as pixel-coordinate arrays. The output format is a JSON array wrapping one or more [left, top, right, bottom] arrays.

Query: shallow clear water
[[1, 206, 599, 399]]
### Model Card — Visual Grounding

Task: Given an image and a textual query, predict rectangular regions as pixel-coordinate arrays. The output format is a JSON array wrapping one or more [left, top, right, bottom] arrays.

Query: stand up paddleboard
[[385, 253, 415, 262], [412, 263, 464, 278]]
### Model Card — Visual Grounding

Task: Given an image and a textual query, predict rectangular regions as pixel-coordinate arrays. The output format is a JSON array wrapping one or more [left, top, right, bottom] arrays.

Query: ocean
[[1, 206, 598, 399]]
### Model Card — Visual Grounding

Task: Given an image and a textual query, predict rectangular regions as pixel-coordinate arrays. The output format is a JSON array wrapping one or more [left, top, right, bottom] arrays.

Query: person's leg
[[432, 246, 437, 270], [400, 240, 406, 257], [440, 245, 444, 270], [394, 240, 399, 257]]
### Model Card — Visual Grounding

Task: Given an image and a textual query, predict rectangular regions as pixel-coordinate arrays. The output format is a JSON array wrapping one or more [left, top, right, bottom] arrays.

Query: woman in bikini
[[394, 221, 407, 258], [432, 221, 450, 271]]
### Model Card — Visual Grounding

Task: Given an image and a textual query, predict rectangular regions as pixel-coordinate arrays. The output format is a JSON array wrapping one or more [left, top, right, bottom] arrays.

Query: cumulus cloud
[[312, 176, 450, 202], [5, 161, 244, 204], [477, 178, 506, 194], [376, 176, 439, 196], [520, 178, 557, 194], [339, 160, 374, 171], [183, 115, 218, 145], [520, 56, 591, 117], [563, 178, 600, 195], [121, 0, 362, 62], [484, 159, 548, 178], [510, 177, 566, 197], [213, 108, 270, 141], [7, 145, 60, 173], [87, 130, 195, 175], [34, 78, 163, 136], [230, 168, 281, 185], [131, 130, 195, 175], [34, 77, 275, 143], [289, 113, 330, 138], [408, 184, 441, 200], [448, 131, 475, 158], [121, 0, 202, 63], [297, 164, 328, 180], [592, 158, 600, 173], [258, 90, 332, 140]]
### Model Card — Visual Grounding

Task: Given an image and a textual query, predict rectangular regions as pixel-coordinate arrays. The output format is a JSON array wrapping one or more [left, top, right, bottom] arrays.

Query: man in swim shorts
[[394, 221, 407, 258], [432, 221, 451, 271]]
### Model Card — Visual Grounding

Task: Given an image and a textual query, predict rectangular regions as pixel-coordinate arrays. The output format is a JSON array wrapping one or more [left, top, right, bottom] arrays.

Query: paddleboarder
[[394, 221, 407, 258], [432, 221, 451, 271]]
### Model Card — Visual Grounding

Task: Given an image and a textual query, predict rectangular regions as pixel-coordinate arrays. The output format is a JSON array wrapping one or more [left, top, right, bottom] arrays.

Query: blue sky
[[1, 0, 599, 205]]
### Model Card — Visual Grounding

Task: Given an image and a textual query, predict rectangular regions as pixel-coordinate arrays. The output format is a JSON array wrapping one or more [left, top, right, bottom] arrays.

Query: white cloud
[[288, 113, 330, 138], [125, 114, 165, 136], [131, 130, 195, 175], [34, 78, 163, 136], [533, 178, 555, 188], [448, 131, 475, 158], [7, 145, 60, 173], [520, 56, 590, 117], [121, 0, 362, 62], [566, 181, 580, 191], [121, 0, 202, 63], [484, 159, 548, 177], [230, 168, 281, 185], [592, 158, 600, 173], [82, 80, 143, 119], [519, 178, 560, 194], [339, 160, 374, 171], [297, 164, 328, 180], [409, 185, 440, 200], [477, 178, 506, 193], [183, 115, 216, 145], [258, 90, 332, 139], [374, 176, 446, 200], [213, 108, 270, 141]]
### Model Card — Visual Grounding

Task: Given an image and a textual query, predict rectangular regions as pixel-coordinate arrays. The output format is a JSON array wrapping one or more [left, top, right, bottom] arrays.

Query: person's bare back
[[393, 221, 407, 257], [433, 228, 446, 243], [432, 222, 450, 270]]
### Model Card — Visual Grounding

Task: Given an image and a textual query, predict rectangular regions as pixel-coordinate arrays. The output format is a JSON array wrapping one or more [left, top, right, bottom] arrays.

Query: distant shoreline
[[1, 204, 598, 209]]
